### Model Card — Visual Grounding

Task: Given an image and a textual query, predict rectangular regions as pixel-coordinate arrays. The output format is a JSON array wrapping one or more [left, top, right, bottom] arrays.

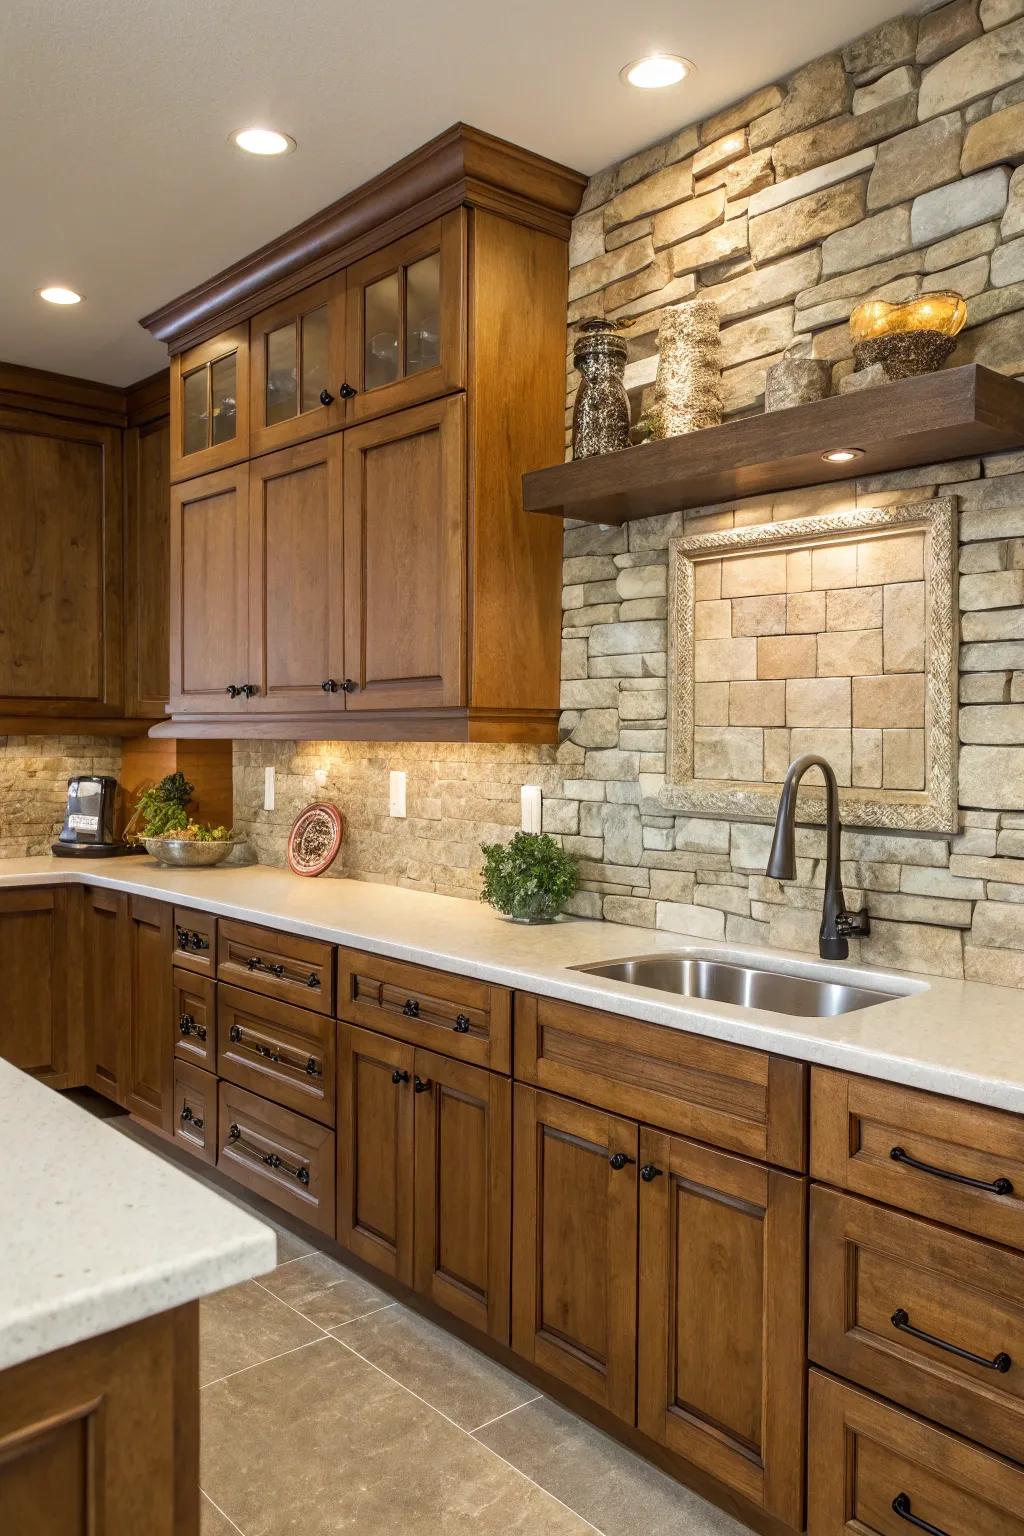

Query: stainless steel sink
[[571, 954, 899, 1018]]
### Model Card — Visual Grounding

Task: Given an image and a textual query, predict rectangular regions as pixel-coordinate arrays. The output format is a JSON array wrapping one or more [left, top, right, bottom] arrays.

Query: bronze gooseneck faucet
[[766, 754, 870, 960]]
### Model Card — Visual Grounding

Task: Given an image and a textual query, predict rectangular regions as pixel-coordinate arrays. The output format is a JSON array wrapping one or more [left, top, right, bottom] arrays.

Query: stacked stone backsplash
[[0, 737, 121, 857], [235, 0, 1024, 987]]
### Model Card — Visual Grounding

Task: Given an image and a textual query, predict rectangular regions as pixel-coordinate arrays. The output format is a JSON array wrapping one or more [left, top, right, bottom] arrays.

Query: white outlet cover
[[263, 765, 275, 812], [389, 770, 407, 818]]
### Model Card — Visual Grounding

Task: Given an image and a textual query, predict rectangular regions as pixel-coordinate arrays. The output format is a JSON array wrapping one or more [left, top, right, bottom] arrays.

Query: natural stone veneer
[[235, 2, 1024, 988], [0, 737, 121, 857]]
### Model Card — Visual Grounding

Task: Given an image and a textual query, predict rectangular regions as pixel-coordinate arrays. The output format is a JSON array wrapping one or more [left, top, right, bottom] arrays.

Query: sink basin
[[571, 954, 899, 1018]]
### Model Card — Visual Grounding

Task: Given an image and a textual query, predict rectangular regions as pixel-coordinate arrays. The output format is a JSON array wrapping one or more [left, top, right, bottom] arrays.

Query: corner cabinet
[[147, 127, 582, 744]]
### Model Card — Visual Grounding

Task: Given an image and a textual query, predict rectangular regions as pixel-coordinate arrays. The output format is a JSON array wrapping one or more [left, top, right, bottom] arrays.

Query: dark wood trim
[[139, 124, 586, 354], [524, 364, 1024, 524], [147, 705, 559, 742], [125, 368, 171, 428], [0, 361, 169, 429]]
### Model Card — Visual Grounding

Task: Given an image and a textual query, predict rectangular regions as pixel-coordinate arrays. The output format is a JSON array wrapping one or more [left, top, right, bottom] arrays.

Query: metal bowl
[[142, 837, 238, 868]]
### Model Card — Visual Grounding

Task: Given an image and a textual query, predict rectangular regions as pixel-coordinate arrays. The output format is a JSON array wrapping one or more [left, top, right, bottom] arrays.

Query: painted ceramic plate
[[287, 802, 344, 877]]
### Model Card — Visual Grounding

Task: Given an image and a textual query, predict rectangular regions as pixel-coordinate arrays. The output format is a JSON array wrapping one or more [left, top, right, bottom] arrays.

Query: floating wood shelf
[[522, 365, 1024, 525]]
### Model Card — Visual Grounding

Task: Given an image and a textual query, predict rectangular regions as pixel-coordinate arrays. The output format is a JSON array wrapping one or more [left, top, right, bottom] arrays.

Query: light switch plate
[[389, 770, 406, 818], [264, 766, 275, 812]]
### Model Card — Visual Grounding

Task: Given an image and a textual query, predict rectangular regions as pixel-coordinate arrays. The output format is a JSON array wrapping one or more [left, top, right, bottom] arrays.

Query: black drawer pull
[[453, 1014, 471, 1034], [414, 1076, 431, 1094], [640, 1163, 663, 1182], [180, 1103, 204, 1131], [891, 1309, 1011, 1373], [609, 1152, 636, 1171], [306, 972, 321, 989], [392, 1069, 410, 1085], [226, 1123, 310, 1186], [228, 1022, 322, 1079], [178, 1013, 207, 1041], [246, 955, 285, 978], [403, 998, 420, 1017], [892, 1493, 949, 1536], [176, 926, 209, 952], [890, 1145, 1014, 1196]]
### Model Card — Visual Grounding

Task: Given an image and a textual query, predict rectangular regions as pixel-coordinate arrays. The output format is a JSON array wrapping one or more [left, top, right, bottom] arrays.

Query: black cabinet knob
[[319, 388, 334, 406], [226, 683, 241, 698], [341, 678, 356, 693], [608, 1152, 636, 1171], [391, 1069, 410, 1085], [453, 1014, 471, 1034], [241, 683, 257, 698], [339, 383, 357, 399], [306, 972, 321, 988], [403, 998, 420, 1018], [414, 1076, 431, 1094], [321, 679, 337, 693], [640, 1164, 663, 1183]]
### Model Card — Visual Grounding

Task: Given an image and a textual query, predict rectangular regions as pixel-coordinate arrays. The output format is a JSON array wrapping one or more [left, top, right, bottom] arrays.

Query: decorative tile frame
[[664, 498, 958, 833]]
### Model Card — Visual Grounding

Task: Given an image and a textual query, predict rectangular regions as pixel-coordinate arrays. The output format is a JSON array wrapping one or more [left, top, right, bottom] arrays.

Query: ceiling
[[1, 0, 911, 387]]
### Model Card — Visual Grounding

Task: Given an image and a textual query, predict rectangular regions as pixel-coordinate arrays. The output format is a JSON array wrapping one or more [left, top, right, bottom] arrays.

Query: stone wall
[[0, 737, 121, 857], [235, 0, 1024, 987]]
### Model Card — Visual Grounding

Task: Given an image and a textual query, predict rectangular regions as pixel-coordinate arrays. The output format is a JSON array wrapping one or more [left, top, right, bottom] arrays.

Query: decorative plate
[[287, 803, 344, 877]]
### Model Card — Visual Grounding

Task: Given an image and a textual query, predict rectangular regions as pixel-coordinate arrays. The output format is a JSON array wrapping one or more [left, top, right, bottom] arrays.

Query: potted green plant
[[479, 832, 578, 924]]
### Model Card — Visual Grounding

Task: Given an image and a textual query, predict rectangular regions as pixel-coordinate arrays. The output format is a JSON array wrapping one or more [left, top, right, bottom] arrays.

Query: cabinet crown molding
[[139, 122, 586, 355]]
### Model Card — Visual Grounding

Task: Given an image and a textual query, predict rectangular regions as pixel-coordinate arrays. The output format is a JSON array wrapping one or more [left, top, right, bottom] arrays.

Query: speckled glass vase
[[572, 318, 631, 460]]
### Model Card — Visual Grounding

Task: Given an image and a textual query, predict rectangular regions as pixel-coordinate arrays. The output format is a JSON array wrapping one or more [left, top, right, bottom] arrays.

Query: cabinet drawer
[[810, 1186, 1024, 1464], [807, 1370, 1024, 1535], [218, 1081, 335, 1236], [173, 969, 215, 1070], [217, 919, 334, 1015], [812, 1068, 1024, 1250], [173, 1061, 218, 1166], [337, 951, 510, 1073], [172, 907, 216, 976], [515, 993, 806, 1169], [217, 985, 335, 1127]]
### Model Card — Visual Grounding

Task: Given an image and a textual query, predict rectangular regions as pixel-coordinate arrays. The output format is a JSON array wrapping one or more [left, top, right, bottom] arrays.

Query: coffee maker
[[52, 775, 135, 858]]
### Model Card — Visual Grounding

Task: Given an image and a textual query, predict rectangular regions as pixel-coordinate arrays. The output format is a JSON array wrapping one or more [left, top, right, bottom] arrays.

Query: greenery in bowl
[[479, 832, 578, 923], [124, 772, 231, 844]]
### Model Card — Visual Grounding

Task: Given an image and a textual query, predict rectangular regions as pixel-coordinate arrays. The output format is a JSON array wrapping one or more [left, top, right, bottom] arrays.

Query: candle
[[521, 785, 542, 834]]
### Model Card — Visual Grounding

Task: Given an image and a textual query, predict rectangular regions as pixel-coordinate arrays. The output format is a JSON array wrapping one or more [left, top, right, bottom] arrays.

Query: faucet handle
[[836, 909, 870, 938]]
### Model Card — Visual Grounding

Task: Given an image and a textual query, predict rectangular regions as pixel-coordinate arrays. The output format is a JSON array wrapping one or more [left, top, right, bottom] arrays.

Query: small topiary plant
[[479, 832, 579, 923]]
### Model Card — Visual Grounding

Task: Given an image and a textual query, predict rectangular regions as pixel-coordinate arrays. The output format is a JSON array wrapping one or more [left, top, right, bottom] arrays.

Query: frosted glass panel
[[210, 353, 237, 445], [365, 273, 400, 391], [406, 253, 441, 376], [266, 325, 297, 425], [300, 305, 328, 413], [182, 367, 208, 455]]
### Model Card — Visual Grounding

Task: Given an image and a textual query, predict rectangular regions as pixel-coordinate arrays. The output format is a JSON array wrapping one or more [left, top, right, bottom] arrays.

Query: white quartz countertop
[[3, 855, 1024, 1116], [0, 1057, 276, 1371]]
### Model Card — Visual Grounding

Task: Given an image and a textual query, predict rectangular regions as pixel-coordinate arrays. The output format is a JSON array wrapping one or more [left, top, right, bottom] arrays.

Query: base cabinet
[[0, 888, 68, 1086], [81, 886, 130, 1103], [124, 896, 173, 1131]]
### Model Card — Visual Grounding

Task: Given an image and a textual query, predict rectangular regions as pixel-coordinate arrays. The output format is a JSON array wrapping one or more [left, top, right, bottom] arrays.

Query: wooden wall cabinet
[[0, 888, 69, 1086], [169, 464, 253, 710], [124, 411, 171, 716], [249, 275, 347, 456], [170, 326, 249, 482]]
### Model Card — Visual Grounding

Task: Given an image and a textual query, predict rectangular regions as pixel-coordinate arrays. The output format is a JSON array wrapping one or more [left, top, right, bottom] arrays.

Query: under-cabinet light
[[821, 448, 865, 464]]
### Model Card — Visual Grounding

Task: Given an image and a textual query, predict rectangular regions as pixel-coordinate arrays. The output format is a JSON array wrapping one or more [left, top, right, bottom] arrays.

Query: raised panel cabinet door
[[0, 409, 123, 715], [637, 1129, 806, 1529], [170, 325, 249, 481], [81, 886, 130, 1104], [124, 414, 171, 716], [412, 1048, 511, 1343], [343, 394, 465, 712], [249, 274, 347, 455], [124, 896, 173, 1132], [512, 1085, 638, 1422], [337, 1022, 415, 1283], [247, 435, 346, 711], [344, 212, 466, 424], [0, 888, 68, 1086], [169, 464, 253, 710]]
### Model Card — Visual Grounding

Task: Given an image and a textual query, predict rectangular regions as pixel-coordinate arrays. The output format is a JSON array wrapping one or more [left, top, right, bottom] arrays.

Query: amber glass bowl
[[849, 291, 967, 343]]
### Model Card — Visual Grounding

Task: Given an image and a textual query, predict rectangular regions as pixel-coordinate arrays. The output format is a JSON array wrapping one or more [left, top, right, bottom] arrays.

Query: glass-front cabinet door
[[249, 274, 347, 455], [343, 211, 465, 424], [170, 326, 249, 482]]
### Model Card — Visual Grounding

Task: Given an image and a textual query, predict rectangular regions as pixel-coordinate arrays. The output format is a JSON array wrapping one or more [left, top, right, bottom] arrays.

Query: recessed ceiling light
[[821, 448, 865, 464], [231, 127, 296, 156], [38, 286, 83, 305], [620, 54, 694, 90]]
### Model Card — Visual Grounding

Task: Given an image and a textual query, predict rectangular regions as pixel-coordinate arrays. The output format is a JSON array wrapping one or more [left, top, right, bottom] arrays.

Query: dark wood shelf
[[523, 364, 1024, 525]]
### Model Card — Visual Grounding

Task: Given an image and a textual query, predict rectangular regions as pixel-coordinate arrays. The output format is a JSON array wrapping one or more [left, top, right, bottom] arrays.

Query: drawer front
[[217, 985, 335, 1127], [217, 919, 334, 1015], [173, 969, 216, 1070], [173, 1061, 218, 1165], [810, 1186, 1024, 1464], [218, 1080, 335, 1236], [807, 1370, 1024, 1535], [172, 907, 216, 976], [515, 992, 807, 1169], [337, 951, 510, 1073], [812, 1068, 1024, 1250]]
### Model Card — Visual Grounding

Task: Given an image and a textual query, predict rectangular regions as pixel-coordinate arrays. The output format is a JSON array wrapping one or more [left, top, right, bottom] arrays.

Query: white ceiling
[[1, 0, 909, 387]]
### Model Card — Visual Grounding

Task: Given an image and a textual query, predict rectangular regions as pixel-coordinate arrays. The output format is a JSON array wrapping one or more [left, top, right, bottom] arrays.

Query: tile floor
[[108, 1114, 748, 1536]]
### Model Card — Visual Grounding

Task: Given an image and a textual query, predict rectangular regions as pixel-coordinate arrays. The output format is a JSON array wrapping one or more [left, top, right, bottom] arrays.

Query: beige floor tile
[[200, 1279, 323, 1387], [476, 1397, 751, 1536], [200, 1493, 243, 1535], [257, 1251, 393, 1328], [202, 1337, 594, 1535], [333, 1303, 539, 1431]]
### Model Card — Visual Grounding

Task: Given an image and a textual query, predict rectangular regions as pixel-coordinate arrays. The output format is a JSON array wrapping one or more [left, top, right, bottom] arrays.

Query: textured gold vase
[[849, 292, 967, 380]]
